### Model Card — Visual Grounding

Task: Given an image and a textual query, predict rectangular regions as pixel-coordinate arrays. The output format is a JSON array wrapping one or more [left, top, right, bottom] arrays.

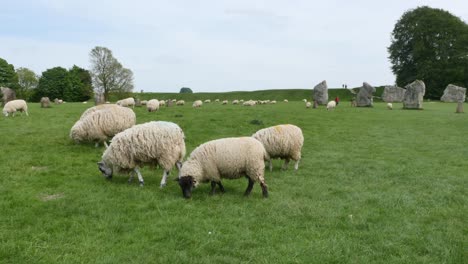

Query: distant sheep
[[215, 99, 220, 102], [252, 124, 304, 171], [3, 99, 28, 117], [40, 97, 51, 108], [147, 99, 160, 112], [54, 98, 63, 104], [141, 100, 148, 105], [387, 103, 393, 110], [176, 100, 185, 106], [158, 100, 166, 106], [204, 99, 211, 103], [232, 100, 239, 105], [243, 100, 256, 106], [284, 99, 288, 103], [70, 105, 135, 147], [326, 100, 336, 110], [306, 102, 312, 108], [270, 100, 277, 104], [178, 137, 269, 198], [303, 99, 307, 103], [116, 97, 135, 108], [193, 100, 203, 108], [98, 121, 186, 188], [222, 100, 228, 105]]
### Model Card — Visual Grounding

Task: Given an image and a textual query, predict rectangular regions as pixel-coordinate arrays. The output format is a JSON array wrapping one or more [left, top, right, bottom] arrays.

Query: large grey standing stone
[[1, 87, 16, 106], [356, 82, 375, 107], [313, 80, 328, 105], [382, 85, 406, 102], [440, 84, 466, 103], [403, 80, 425, 109]]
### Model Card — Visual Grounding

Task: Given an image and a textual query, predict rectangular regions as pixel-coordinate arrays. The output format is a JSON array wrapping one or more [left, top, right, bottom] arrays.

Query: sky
[[1, 1, 467, 92]]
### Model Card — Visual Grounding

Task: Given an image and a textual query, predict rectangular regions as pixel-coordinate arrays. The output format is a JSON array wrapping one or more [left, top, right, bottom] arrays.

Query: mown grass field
[[0, 98, 466, 263]]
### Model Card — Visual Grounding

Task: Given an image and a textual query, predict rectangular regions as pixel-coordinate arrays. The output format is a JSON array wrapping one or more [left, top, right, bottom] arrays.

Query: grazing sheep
[[270, 100, 277, 104], [172, 99, 177, 103], [147, 99, 160, 112], [387, 103, 393, 110], [116, 97, 135, 108], [40, 97, 51, 108], [141, 100, 148, 105], [204, 99, 211, 103], [176, 100, 185, 106], [239, 99, 244, 103], [232, 100, 239, 105], [252, 124, 304, 171], [98, 121, 186, 188], [54, 98, 63, 104], [70, 105, 135, 147], [178, 137, 269, 198], [326, 100, 336, 110], [306, 102, 312, 108], [193, 100, 203, 108], [284, 99, 288, 103], [3, 99, 28, 117], [222, 100, 228, 105], [158, 100, 166, 106], [243, 100, 256, 106], [215, 99, 220, 102], [303, 99, 307, 103]]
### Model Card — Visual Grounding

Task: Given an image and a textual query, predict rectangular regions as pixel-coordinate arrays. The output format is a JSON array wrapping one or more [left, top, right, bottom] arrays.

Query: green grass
[[0, 100, 467, 263]]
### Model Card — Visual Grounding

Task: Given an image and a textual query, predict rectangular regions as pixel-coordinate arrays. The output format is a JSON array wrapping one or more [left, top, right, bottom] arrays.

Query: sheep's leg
[[25, 110, 29, 116], [160, 170, 169, 188], [210, 181, 217, 195], [282, 159, 290, 170], [128, 171, 135, 183], [269, 160, 273, 172], [135, 168, 144, 187], [94, 142, 99, 148], [217, 182, 225, 193], [104, 141, 109, 149], [176, 161, 182, 178], [294, 159, 300, 171], [244, 177, 255, 196], [260, 181, 269, 198]]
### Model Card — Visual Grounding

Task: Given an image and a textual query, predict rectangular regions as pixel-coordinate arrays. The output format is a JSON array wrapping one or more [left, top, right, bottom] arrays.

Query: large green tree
[[33, 67, 71, 101], [179, 87, 193, 93], [388, 6, 468, 99], [0, 57, 19, 89], [16, 67, 38, 100], [89, 46, 134, 101], [66, 65, 93, 102]]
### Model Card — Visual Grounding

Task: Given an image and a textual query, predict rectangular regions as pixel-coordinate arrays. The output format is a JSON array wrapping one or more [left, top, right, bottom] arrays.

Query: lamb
[[193, 100, 203, 107], [40, 97, 51, 108], [98, 121, 186, 188], [326, 100, 336, 110], [2, 99, 28, 117], [147, 99, 160, 112], [252, 124, 304, 171], [178, 137, 269, 198], [176, 100, 185, 106], [387, 103, 393, 110], [70, 105, 136, 147], [116, 97, 135, 108], [306, 102, 312, 108]]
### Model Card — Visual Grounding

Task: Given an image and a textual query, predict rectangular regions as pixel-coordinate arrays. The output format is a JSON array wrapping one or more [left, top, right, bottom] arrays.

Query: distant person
[[335, 96, 340, 105], [345, 84, 348, 89]]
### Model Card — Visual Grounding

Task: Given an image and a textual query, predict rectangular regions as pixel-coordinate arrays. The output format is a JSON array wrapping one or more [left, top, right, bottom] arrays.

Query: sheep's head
[[177, 176, 195, 199], [3, 110, 9, 117], [97, 161, 113, 179]]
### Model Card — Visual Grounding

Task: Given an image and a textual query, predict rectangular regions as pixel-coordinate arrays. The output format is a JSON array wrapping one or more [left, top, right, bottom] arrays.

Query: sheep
[[306, 102, 312, 108], [141, 100, 148, 105], [176, 100, 185, 106], [178, 137, 269, 198], [193, 100, 203, 107], [326, 100, 336, 110], [252, 124, 304, 172], [284, 99, 288, 103], [303, 99, 308, 103], [270, 100, 277, 104], [222, 100, 228, 105], [158, 100, 166, 106], [70, 105, 135, 147], [204, 99, 211, 103], [232, 100, 239, 105], [387, 103, 393, 110], [97, 121, 186, 188], [54, 98, 63, 104], [243, 100, 256, 106], [83, 101, 88, 104], [239, 99, 244, 103], [147, 99, 160, 112], [3, 99, 28, 117], [40, 97, 51, 108], [116, 97, 135, 108], [215, 99, 220, 102]]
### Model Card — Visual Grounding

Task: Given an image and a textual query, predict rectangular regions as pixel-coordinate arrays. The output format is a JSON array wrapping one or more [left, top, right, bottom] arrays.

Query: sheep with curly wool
[[3, 99, 28, 117], [116, 97, 135, 108], [70, 105, 135, 147], [326, 100, 336, 110], [192, 100, 203, 107], [178, 137, 269, 199], [98, 121, 186, 188], [176, 100, 185, 106], [147, 99, 160, 112], [252, 124, 304, 172], [79, 104, 120, 121]]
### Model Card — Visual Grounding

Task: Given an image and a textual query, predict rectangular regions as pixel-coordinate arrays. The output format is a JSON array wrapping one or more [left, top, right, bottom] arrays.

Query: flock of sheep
[[64, 101, 305, 198]]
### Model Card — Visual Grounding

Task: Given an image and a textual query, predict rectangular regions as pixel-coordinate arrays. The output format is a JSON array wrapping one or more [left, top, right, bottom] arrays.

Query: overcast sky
[[1, 1, 467, 92]]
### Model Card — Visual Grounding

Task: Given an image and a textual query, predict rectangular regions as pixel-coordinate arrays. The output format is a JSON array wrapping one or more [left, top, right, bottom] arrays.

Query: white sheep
[[193, 100, 203, 107], [204, 99, 211, 103], [387, 103, 393, 110], [284, 99, 288, 103], [98, 121, 186, 188], [222, 100, 228, 105], [303, 99, 308, 103], [270, 100, 277, 104], [177, 137, 269, 198], [141, 100, 148, 105], [116, 97, 135, 108], [158, 100, 166, 106], [232, 100, 239, 105], [147, 99, 160, 112], [176, 100, 185, 106], [243, 100, 256, 106], [70, 105, 135, 147], [306, 102, 312, 108], [252, 124, 304, 171], [326, 100, 336, 110], [215, 99, 220, 102], [3, 99, 28, 117]]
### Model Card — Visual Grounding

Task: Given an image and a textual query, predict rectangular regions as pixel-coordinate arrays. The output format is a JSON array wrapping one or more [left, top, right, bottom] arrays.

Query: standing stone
[[313, 80, 328, 105], [1, 87, 16, 106], [403, 80, 425, 109], [356, 82, 375, 107], [135, 98, 141, 107], [456, 102, 464, 113], [94, 92, 104, 105], [440, 84, 466, 103], [382, 85, 406, 102]]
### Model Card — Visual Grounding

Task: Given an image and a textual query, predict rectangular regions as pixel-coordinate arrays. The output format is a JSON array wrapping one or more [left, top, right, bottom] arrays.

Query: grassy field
[[0, 99, 466, 263]]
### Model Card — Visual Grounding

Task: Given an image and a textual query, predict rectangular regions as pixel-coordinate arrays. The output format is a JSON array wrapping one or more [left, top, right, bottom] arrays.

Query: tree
[[89, 46, 134, 101], [33, 67, 71, 102], [388, 6, 468, 99], [179, 87, 193, 93], [16, 67, 38, 100], [0, 57, 19, 89], [66, 65, 93, 102]]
